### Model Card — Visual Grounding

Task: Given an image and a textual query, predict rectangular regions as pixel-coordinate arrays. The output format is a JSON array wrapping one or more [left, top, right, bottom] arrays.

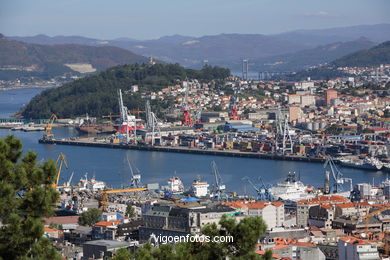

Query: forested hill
[[332, 41, 390, 67], [0, 34, 149, 80], [21, 64, 230, 119]]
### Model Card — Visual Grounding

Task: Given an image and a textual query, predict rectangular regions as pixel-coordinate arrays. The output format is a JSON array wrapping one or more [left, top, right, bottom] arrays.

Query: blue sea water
[[0, 88, 388, 195]]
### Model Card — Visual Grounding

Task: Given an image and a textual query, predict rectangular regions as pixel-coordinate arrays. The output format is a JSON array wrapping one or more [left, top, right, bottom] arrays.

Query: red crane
[[229, 86, 239, 120], [181, 81, 193, 126]]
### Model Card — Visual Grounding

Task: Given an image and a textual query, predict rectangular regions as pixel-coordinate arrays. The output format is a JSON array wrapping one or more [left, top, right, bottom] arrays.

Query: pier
[[39, 138, 327, 164]]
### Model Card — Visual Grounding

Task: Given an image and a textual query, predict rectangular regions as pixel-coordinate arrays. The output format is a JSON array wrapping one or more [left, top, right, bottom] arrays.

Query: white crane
[[211, 161, 226, 200], [242, 176, 272, 201], [126, 155, 142, 188], [324, 156, 351, 193], [145, 100, 161, 145]]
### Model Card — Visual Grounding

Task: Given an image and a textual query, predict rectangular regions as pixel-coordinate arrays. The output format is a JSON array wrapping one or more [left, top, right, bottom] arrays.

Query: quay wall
[[39, 138, 327, 164]]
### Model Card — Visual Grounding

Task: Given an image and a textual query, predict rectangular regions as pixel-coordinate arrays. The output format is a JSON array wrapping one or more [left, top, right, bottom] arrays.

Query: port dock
[[39, 137, 327, 164]]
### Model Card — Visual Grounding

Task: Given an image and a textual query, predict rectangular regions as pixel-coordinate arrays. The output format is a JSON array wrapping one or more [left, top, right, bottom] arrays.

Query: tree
[[324, 124, 341, 135], [0, 135, 60, 259], [112, 248, 133, 260], [125, 204, 135, 218], [115, 216, 271, 260], [78, 208, 102, 226]]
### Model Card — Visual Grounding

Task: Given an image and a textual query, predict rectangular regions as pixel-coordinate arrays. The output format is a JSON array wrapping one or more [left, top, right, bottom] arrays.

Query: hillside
[[0, 35, 149, 80], [21, 63, 230, 119], [274, 23, 390, 47], [332, 41, 390, 67], [278, 41, 390, 81], [230, 37, 375, 72], [9, 33, 308, 67]]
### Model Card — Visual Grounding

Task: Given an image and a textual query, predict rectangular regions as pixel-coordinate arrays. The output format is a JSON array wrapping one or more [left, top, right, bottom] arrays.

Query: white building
[[338, 236, 380, 260]]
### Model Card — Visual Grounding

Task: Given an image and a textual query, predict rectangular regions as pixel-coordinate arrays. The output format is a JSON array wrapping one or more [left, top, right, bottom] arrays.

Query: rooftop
[[339, 236, 369, 245]]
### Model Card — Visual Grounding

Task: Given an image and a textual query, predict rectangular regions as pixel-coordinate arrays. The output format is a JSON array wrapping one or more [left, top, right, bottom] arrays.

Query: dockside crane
[[43, 114, 58, 140], [229, 84, 239, 120], [324, 156, 350, 193], [54, 152, 68, 189], [211, 161, 226, 200], [242, 176, 273, 201], [126, 155, 142, 188], [145, 100, 161, 145], [180, 81, 193, 126]]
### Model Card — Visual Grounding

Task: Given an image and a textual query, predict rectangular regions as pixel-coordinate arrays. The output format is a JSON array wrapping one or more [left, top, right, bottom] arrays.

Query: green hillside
[[332, 41, 390, 67], [21, 63, 230, 119]]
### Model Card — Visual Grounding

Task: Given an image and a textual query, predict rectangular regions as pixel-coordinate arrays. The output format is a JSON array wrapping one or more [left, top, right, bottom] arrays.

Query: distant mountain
[[0, 35, 149, 80], [332, 41, 390, 67], [9, 34, 109, 46], [8, 23, 390, 72], [120, 34, 307, 67], [244, 37, 376, 72], [274, 24, 390, 47], [9, 33, 308, 67], [279, 41, 390, 81]]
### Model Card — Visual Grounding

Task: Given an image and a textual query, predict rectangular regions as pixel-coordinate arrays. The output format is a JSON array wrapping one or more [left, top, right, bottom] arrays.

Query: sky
[[1, 0, 389, 40]]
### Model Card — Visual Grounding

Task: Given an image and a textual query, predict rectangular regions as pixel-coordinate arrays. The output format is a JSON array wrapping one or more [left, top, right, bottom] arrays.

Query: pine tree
[[0, 135, 60, 259]]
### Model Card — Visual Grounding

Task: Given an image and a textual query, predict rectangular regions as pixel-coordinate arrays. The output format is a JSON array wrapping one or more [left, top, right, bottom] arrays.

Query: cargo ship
[[339, 157, 383, 171], [76, 123, 116, 135]]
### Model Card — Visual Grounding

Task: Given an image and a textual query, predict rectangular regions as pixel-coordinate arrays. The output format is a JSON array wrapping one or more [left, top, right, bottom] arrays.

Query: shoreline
[[0, 85, 57, 91]]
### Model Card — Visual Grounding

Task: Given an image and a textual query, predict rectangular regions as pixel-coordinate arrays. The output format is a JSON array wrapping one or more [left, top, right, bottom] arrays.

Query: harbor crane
[[117, 89, 141, 143], [229, 84, 240, 120], [53, 152, 68, 189], [145, 100, 161, 145], [242, 176, 273, 201], [195, 107, 202, 124], [43, 114, 58, 139], [323, 156, 352, 193], [275, 107, 293, 155], [99, 187, 148, 212], [210, 161, 226, 200], [180, 81, 193, 126], [126, 155, 142, 188]]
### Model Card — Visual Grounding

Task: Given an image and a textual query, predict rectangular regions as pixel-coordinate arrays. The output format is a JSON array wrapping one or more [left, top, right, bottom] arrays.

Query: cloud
[[301, 11, 338, 17]]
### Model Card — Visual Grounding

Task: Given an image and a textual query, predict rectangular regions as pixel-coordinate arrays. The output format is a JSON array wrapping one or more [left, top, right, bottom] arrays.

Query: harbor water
[[0, 87, 389, 195]]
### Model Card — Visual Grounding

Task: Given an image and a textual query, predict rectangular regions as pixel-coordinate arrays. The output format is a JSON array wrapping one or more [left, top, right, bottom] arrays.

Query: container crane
[[181, 81, 193, 126], [126, 155, 141, 188], [211, 161, 226, 200], [54, 152, 68, 189], [242, 176, 272, 201], [323, 156, 346, 193], [145, 100, 161, 145], [100, 187, 147, 211], [195, 107, 202, 124], [43, 114, 58, 140], [229, 84, 239, 120]]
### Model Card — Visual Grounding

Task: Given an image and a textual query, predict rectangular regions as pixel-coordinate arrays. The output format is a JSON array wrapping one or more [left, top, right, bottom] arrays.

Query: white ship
[[167, 176, 184, 194], [191, 176, 210, 197], [270, 172, 315, 201], [340, 157, 383, 171], [77, 173, 106, 191]]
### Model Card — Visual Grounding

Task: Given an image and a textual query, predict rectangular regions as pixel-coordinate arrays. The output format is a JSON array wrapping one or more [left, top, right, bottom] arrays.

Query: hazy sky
[[1, 0, 389, 39]]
